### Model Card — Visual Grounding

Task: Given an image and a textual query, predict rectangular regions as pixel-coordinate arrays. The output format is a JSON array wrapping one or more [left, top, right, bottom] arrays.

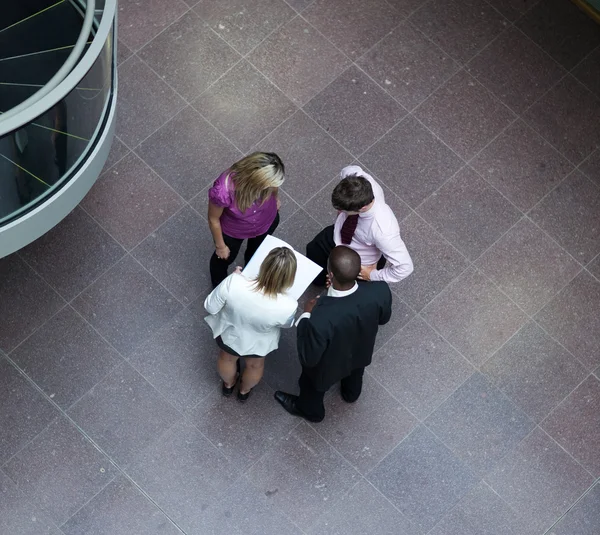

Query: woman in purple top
[[208, 152, 285, 288]]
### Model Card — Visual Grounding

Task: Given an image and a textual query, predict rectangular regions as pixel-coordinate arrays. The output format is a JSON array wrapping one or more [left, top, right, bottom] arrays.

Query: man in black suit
[[274, 246, 392, 423]]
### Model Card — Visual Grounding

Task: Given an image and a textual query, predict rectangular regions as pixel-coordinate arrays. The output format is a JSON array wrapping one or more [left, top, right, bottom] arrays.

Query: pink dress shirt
[[208, 170, 278, 239], [333, 165, 414, 283]]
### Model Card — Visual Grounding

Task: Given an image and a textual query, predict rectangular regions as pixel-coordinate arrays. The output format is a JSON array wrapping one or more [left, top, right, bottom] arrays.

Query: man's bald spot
[[329, 246, 361, 284]]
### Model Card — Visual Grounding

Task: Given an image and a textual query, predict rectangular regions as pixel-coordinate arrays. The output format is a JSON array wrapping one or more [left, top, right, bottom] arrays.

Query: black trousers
[[306, 225, 385, 286], [296, 367, 366, 422], [210, 212, 280, 288]]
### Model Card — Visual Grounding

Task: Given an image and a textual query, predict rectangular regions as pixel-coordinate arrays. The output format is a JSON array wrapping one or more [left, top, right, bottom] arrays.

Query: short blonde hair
[[230, 152, 285, 212], [253, 247, 296, 298]]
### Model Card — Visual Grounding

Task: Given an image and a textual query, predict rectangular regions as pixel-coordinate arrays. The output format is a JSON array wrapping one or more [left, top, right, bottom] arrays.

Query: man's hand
[[358, 263, 377, 281], [304, 297, 318, 313], [233, 266, 243, 275]]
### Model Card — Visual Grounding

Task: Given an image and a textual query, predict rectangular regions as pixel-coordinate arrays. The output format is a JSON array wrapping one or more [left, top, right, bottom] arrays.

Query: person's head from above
[[231, 152, 285, 212], [253, 246, 297, 298], [331, 174, 375, 215], [327, 246, 361, 290]]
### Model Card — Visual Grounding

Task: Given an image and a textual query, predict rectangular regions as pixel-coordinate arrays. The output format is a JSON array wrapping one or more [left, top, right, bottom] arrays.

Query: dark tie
[[340, 214, 359, 245]]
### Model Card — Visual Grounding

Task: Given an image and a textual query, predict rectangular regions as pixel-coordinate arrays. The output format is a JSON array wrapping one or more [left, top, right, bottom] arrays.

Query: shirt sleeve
[[280, 304, 298, 329], [295, 312, 311, 326], [203, 274, 233, 314], [369, 224, 414, 283], [208, 172, 233, 208]]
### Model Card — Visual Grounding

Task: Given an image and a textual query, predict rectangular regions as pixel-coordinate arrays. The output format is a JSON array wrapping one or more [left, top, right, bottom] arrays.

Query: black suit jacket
[[296, 282, 392, 391]]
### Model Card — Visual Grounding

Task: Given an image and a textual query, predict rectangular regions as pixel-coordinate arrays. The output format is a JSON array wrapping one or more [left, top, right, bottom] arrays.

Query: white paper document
[[242, 235, 322, 300]]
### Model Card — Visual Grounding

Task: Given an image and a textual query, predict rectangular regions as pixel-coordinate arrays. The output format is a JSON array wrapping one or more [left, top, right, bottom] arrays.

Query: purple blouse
[[208, 170, 278, 239]]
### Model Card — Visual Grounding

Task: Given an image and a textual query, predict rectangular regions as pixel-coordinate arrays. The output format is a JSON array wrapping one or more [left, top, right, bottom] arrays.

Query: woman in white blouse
[[204, 247, 298, 402]]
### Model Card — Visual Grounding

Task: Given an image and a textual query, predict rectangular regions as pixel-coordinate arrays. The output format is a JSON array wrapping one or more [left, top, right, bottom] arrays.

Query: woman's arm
[[207, 202, 230, 259], [204, 274, 231, 315]]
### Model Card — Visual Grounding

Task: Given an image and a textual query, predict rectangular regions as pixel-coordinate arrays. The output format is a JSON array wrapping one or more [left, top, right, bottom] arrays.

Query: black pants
[[296, 367, 366, 423], [210, 212, 280, 288], [306, 225, 385, 286]]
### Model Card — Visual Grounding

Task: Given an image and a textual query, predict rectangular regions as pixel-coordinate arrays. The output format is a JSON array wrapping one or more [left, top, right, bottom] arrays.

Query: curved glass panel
[[0, 7, 114, 225]]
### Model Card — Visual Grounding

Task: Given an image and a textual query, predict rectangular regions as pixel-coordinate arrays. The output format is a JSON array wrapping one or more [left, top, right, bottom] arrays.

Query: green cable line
[[0, 154, 51, 188], [0, 41, 93, 63], [0, 111, 89, 141], [0, 0, 66, 36]]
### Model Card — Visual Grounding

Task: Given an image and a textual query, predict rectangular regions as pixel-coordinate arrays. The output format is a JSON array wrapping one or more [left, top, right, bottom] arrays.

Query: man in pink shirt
[[307, 165, 413, 285]]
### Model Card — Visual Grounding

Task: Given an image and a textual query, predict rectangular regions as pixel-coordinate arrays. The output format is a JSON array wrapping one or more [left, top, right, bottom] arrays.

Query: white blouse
[[204, 273, 298, 356]]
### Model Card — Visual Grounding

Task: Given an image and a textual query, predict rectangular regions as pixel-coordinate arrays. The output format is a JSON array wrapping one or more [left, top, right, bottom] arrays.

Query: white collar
[[327, 282, 359, 298]]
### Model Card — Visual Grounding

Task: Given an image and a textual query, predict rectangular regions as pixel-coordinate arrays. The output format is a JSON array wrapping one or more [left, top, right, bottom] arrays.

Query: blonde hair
[[253, 247, 297, 298], [230, 152, 285, 213]]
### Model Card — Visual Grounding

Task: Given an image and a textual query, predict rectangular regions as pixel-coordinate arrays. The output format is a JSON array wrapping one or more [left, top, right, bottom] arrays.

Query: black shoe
[[274, 391, 324, 422], [222, 381, 236, 397], [237, 387, 253, 403]]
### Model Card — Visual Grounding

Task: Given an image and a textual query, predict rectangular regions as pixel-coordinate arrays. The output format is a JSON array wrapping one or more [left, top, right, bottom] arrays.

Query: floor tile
[[536, 271, 600, 371], [103, 136, 130, 171], [67, 363, 181, 466], [284, 0, 313, 12], [374, 292, 415, 353], [360, 117, 463, 208], [471, 120, 573, 212], [422, 267, 527, 366], [193, 60, 297, 152], [580, 149, 600, 186], [131, 207, 212, 304], [429, 481, 532, 535], [117, 0, 189, 51], [193, 0, 295, 55], [124, 419, 238, 532], [257, 111, 351, 205], [0, 358, 58, 465], [81, 154, 184, 251], [19, 208, 125, 301], [249, 18, 351, 107], [115, 56, 186, 148], [72, 255, 182, 355], [516, 0, 600, 70], [199, 476, 303, 535], [416, 167, 521, 261], [188, 382, 298, 466], [127, 310, 218, 412], [410, 0, 508, 64], [138, 11, 240, 101], [467, 27, 565, 114], [483, 321, 587, 423], [524, 76, 600, 165], [415, 70, 515, 161], [549, 482, 600, 535], [116, 40, 133, 66], [0, 255, 64, 353], [485, 427, 594, 534], [393, 214, 468, 311], [0, 471, 63, 535], [425, 372, 534, 476], [3, 417, 115, 525], [485, 0, 540, 22], [368, 425, 478, 534], [573, 47, 600, 99], [316, 373, 417, 474], [589, 254, 600, 280], [61, 475, 181, 535], [136, 108, 242, 200], [541, 375, 600, 477], [530, 171, 600, 265], [273, 207, 324, 255], [308, 479, 418, 535], [357, 21, 459, 110], [371, 316, 473, 420], [303, 0, 404, 59], [475, 218, 580, 315], [10, 307, 121, 410], [305, 66, 406, 155], [262, 326, 306, 394], [247, 421, 360, 529]]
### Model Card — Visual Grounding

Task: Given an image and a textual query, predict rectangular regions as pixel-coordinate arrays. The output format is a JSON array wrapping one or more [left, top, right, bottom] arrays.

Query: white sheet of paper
[[242, 235, 322, 300]]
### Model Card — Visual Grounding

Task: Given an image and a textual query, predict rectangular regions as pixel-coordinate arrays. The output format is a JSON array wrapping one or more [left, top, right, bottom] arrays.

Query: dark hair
[[331, 175, 374, 212], [328, 246, 361, 285]]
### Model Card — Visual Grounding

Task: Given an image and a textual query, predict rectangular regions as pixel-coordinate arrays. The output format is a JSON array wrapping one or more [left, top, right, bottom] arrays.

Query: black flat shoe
[[222, 381, 236, 397], [237, 387, 253, 403]]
